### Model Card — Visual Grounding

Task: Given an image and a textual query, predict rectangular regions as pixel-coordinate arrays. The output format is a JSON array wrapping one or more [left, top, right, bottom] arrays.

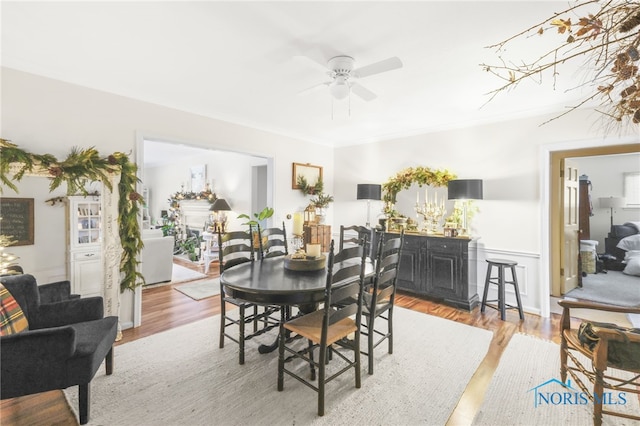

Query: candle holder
[[415, 200, 446, 233], [290, 233, 304, 252]]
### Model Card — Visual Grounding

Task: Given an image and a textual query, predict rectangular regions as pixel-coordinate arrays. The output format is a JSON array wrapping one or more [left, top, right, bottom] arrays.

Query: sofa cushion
[[0, 284, 29, 335]]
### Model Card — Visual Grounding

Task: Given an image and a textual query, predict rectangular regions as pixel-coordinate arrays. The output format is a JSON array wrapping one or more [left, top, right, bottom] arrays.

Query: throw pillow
[[617, 234, 640, 252], [623, 256, 640, 277], [0, 283, 29, 335]]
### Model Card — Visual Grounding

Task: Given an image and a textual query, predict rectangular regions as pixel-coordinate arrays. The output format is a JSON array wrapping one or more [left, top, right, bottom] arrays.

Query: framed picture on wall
[[190, 164, 206, 193], [292, 162, 323, 190]]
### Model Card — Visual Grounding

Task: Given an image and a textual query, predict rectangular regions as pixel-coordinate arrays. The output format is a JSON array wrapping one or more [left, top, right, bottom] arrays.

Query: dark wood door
[[578, 178, 591, 240]]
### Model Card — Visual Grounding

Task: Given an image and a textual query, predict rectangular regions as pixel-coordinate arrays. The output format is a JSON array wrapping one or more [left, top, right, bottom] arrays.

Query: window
[[623, 172, 640, 207]]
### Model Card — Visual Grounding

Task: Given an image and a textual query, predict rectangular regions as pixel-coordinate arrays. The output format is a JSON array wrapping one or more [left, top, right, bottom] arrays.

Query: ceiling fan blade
[[352, 56, 403, 79], [298, 81, 331, 95], [350, 82, 377, 102], [292, 54, 329, 74]]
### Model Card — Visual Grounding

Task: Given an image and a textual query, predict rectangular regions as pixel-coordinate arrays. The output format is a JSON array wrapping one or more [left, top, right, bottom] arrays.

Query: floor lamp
[[357, 184, 381, 228], [598, 196, 625, 229], [447, 179, 483, 236]]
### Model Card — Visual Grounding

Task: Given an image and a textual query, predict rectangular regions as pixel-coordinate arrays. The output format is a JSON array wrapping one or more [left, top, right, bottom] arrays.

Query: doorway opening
[[547, 143, 639, 307], [132, 135, 274, 327]]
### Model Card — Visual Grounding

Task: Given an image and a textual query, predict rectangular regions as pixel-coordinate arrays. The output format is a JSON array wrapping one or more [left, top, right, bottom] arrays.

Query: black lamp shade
[[210, 198, 231, 211], [448, 179, 483, 200], [357, 184, 382, 201]]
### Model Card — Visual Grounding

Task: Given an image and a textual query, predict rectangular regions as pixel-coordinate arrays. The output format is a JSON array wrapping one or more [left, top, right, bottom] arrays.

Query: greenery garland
[[382, 166, 457, 209], [0, 139, 144, 292], [296, 174, 323, 195]]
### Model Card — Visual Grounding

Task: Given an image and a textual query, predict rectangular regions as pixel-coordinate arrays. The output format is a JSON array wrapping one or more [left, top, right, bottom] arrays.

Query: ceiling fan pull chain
[[331, 96, 334, 121]]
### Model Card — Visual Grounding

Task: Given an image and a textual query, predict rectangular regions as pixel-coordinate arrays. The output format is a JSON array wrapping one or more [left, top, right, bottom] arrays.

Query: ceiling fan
[[300, 55, 403, 102]]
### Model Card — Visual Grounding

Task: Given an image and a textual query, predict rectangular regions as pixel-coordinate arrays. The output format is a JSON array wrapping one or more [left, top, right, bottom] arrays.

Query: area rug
[[64, 307, 492, 425], [170, 263, 206, 284], [565, 270, 640, 307], [174, 278, 220, 300], [473, 333, 640, 425]]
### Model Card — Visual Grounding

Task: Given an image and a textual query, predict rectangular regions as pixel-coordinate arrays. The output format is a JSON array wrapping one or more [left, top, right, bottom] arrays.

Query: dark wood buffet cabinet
[[380, 232, 479, 311]]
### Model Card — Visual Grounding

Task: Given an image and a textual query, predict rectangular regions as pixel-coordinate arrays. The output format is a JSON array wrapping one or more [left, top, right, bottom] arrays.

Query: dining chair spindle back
[[361, 230, 404, 374], [277, 237, 368, 416], [259, 222, 288, 259], [218, 228, 278, 365]]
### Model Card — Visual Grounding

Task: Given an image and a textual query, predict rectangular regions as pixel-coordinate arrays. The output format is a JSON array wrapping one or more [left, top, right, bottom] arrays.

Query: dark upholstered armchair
[[0, 274, 118, 425]]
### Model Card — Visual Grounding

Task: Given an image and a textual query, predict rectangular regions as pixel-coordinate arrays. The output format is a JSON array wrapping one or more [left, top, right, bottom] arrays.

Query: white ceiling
[[2, 1, 591, 148]]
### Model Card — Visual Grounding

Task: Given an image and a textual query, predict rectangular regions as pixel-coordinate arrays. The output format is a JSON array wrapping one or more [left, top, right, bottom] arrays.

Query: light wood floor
[[0, 259, 577, 426]]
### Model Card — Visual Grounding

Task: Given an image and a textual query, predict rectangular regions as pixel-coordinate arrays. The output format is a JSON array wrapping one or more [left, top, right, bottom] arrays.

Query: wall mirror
[[292, 162, 322, 189]]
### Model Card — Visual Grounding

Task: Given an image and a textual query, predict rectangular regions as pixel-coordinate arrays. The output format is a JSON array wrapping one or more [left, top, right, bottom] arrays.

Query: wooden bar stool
[[481, 258, 524, 321]]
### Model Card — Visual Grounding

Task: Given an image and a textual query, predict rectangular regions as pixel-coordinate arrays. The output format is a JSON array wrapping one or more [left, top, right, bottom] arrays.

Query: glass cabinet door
[[75, 201, 101, 246]]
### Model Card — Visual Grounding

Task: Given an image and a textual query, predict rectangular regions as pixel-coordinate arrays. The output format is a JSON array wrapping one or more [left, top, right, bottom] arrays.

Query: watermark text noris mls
[[528, 378, 627, 408]]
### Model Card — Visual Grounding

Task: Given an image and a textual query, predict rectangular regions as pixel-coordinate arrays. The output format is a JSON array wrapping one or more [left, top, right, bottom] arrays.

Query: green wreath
[[0, 139, 144, 292], [382, 166, 457, 215], [296, 174, 323, 195]]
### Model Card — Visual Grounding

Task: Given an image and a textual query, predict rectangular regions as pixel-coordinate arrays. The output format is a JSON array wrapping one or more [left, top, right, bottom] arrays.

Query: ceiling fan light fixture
[[329, 76, 350, 100]]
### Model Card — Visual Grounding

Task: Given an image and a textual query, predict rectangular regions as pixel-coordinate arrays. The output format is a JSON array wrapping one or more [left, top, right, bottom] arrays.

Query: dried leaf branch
[[481, 0, 640, 125]]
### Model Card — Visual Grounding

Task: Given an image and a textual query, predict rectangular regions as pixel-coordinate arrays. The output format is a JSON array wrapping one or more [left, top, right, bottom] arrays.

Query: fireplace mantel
[[179, 200, 211, 231]]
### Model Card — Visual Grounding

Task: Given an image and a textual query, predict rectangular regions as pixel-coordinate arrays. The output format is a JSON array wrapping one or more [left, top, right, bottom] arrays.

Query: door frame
[[540, 137, 639, 317], [132, 132, 275, 328]]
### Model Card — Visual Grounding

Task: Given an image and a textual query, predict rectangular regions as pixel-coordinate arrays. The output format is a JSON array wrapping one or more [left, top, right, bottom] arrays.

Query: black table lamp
[[210, 198, 232, 232], [357, 184, 382, 228], [448, 179, 483, 236]]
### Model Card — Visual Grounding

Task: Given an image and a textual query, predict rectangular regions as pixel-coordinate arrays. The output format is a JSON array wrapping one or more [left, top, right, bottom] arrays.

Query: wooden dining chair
[[277, 238, 368, 416], [360, 230, 404, 375], [218, 228, 277, 365], [558, 299, 640, 425], [258, 222, 288, 259], [256, 223, 287, 328], [339, 224, 369, 251]]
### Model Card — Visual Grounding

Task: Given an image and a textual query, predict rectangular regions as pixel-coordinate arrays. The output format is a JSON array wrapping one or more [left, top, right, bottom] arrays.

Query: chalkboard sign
[[0, 198, 34, 246]]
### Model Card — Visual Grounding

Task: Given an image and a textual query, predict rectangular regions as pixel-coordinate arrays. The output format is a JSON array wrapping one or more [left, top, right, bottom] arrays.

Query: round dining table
[[220, 256, 374, 307], [220, 255, 374, 353]]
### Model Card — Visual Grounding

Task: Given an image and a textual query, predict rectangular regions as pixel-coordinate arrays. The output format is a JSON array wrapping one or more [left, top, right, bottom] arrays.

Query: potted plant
[[309, 192, 334, 224], [238, 206, 274, 248], [178, 235, 201, 262]]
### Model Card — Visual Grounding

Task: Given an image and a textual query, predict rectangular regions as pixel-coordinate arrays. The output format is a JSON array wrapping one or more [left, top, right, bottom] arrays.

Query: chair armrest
[[1, 327, 76, 365], [30, 297, 104, 329], [38, 280, 75, 304], [0, 327, 77, 398], [557, 299, 640, 314]]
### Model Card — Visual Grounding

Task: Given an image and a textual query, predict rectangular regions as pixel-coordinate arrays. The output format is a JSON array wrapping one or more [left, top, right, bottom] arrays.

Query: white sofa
[[140, 229, 174, 285]]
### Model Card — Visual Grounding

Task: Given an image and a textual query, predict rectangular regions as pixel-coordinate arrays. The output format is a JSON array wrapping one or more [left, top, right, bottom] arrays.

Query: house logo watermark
[[527, 378, 628, 408]]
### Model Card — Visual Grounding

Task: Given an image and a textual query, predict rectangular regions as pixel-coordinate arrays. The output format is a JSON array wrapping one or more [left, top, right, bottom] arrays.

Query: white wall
[[333, 109, 638, 315], [144, 149, 268, 231], [2, 67, 332, 326], [573, 154, 640, 250]]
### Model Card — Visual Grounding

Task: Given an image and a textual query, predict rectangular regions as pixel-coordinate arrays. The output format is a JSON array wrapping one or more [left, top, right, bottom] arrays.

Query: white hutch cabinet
[[66, 196, 103, 297]]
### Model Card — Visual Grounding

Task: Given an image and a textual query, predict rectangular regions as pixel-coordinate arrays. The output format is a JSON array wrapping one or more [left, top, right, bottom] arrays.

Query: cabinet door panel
[[397, 236, 422, 292], [73, 258, 102, 297], [428, 251, 460, 298]]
